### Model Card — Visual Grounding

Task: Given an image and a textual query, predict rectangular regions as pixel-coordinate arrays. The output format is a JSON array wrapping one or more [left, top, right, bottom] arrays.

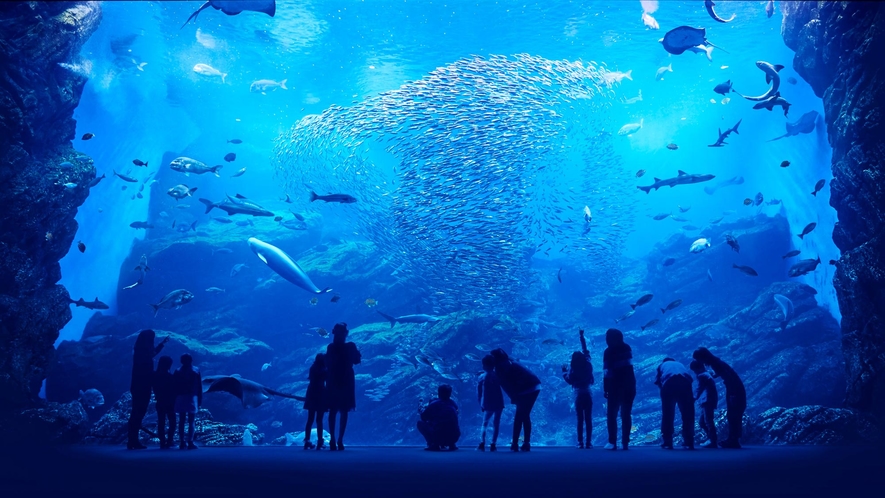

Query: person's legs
[[660, 382, 677, 447], [417, 420, 436, 448], [576, 404, 585, 445], [328, 410, 338, 448], [522, 390, 539, 444], [491, 409, 502, 445], [676, 380, 695, 448], [315, 411, 325, 448], [186, 412, 195, 443], [621, 387, 636, 448], [723, 394, 746, 447], [606, 390, 621, 446], [481, 410, 493, 444], [584, 399, 593, 446], [703, 404, 717, 445], [178, 411, 186, 447], [305, 410, 316, 442], [511, 403, 523, 449], [338, 411, 349, 447], [127, 392, 149, 448]]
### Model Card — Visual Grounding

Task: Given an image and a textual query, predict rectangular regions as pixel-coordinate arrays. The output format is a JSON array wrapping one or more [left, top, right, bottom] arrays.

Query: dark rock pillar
[[781, 2, 885, 419], [0, 2, 101, 410]]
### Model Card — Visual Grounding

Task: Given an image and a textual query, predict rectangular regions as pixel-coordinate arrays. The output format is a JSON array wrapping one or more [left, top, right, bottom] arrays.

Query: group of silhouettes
[[128, 325, 745, 452], [417, 328, 746, 452]]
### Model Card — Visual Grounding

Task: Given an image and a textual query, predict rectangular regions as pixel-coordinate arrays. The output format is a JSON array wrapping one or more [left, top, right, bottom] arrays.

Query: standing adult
[[654, 358, 695, 450], [128, 329, 167, 450], [325, 322, 361, 451], [602, 328, 636, 450], [693, 347, 746, 448], [490, 348, 541, 452]]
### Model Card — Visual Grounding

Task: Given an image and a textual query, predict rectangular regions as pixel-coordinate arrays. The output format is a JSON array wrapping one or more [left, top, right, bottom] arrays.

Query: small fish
[[274, 216, 283, 222], [193, 63, 227, 82], [615, 309, 635, 323], [113, 170, 139, 183], [636, 169, 646, 178], [224, 153, 236, 162], [475, 344, 492, 351], [87, 174, 106, 188], [682, 225, 699, 231], [733, 264, 758, 277], [261, 362, 272, 372], [132, 159, 148, 167], [721, 98, 730, 105], [782, 250, 801, 259], [666, 143, 678, 150], [811, 179, 826, 196], [640, 319, 659, 331], [230, 263, 249, 277], [331, 295, 341, 303], [81, 133, 94, 140], [798, 222, 817, 239], [678, 205, 691, 213], [271, 421, 283, 429], [316, 327, 329, 338], [63, 182, 77, 189], [707, 269, 713, 282], [743, 198, 753, 206], [787, 76, 798, 85], [767, 198, 782, 206], [309, 297, 318, 306], [709, 99, 717, 104], [77, 241, 86, 253], [725, 234, 740, 253], [60, 161, 74, 169], [310, 191, 357, 203], [662, 257, 676, 267], [690, 238, 711, 253], [464, 353, 482, 361], [660, 299, 683, 314], [631, 293, 654, 310], [766, 0, 775, 18], [655, 64, 673, 81], [557, 267, 562, 283], [541, 338, 564, 346], [78, 388, 105, 409], [231, 167, 246, 178], [206, 287, 225, 293], [618, 119, 643, 136], [227, 139, 243, 144], [365, 298, 377, 307], [755, 192, 764, 206], [583, 206, 592, 223], [652, 213, 670, 221], [713, 80, 733, 95], [250, 79, 288, 93], [780, 160, 790, 168], [214, 217, 233, 224], [129, 221, 153, 229]]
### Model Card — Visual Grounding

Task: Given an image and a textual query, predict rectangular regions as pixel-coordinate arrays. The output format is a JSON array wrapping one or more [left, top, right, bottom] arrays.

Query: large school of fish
[[274, 54, 637, 311]]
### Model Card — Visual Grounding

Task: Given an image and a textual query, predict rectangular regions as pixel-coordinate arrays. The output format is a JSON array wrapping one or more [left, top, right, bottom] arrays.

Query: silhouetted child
[[417, 384, 461, 451], [477, 354, 504, 451], [303, 353, 328, 450], [563, 329, 595, 448], [690, 360, 719, 448], [152, 355, 176, 449], [173, 353, 202, 450], [692, 347, 745, 449], [655, 358, 695, 450]]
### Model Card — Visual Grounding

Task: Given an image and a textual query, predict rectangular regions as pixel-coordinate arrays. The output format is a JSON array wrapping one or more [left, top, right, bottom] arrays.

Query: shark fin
[[677, 170, 687, 176]]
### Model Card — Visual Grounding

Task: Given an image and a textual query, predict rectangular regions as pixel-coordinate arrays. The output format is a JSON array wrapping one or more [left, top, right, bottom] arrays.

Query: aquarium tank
[[1, 0, 882, 452]]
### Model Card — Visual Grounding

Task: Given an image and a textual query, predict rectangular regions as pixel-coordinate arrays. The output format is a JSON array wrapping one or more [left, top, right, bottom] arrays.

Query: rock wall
[[781, 2, 885, 420], [0, 2, 101, 411]]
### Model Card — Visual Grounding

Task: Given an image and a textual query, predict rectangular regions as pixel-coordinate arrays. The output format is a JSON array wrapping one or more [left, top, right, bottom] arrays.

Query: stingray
[[774, 294, 794, 330], [202, 374, 304, 408], [660, 26, 727, 55], [767, 110, 820, 141], [182, 1, 276, 28]]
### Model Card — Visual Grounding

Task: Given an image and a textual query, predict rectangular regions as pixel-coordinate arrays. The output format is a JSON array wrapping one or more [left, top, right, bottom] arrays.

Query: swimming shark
[[377, 311, 442, 328], [182, 1, 275, 28], [704, 0, 736, 23], [68, 297, 109, 310], [767, 110, 820, 141], [752, 92, 792, 116], [704, 176, 745, 195], [202, 374, 305, 409], [708, 119, 741, 147], [199, 194, 274, 217], [637, 170, 716, 194], [740, 61, 785, 101], [248, 237, 331, 294]]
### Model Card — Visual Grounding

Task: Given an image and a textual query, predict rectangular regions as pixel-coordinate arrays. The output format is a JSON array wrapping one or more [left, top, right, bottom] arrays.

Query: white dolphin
[[247, 237, 331, 294]]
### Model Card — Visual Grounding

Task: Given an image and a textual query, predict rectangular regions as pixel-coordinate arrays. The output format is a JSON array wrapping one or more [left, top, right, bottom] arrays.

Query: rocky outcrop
[[0, 2, 101, 413], [89, 392, 264, 446], [744, 405, 881, 445], [781, 2, 885, 421], [17, 400, 89, 444]]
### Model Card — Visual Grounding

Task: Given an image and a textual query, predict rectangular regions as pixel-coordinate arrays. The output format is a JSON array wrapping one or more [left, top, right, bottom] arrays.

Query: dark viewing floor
[[4, 444, 882, 496]]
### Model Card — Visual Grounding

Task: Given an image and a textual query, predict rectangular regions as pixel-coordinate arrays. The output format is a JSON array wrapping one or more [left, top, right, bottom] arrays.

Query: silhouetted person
[[303, 353, 328, 450], [128, 329, 167, 450], [563, 329, 595, 448], [603, 328, 636, 450], [326, 322, 361, 451], [173, 353, 202, 450], [418, 384, 461, 451], [693, 347, 745, 448], [152, 355, 176, 449], [476, 354, 504, 451], [490, 348, 541, 452], [690, 360, 718, 448], [655, 358, 695, 450]]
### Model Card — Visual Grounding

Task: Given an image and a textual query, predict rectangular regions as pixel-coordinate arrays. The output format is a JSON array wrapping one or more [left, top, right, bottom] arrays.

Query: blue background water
[[60, 0, 837, 343]]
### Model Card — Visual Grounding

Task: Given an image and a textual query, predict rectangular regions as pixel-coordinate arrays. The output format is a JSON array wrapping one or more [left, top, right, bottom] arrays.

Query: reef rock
[[18, 400, 90, 444], [89, 392, 264, 446], [744, 405, 881, 445], [0, 2, 102, 415], [781, 2, 885, 423], [46, 317, 273, 419]]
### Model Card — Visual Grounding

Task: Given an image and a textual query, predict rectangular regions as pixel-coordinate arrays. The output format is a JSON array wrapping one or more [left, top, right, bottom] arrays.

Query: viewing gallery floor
[[4, 444, 881, 496]]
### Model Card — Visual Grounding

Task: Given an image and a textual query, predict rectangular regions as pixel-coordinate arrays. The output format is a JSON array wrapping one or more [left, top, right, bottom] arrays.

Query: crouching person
[[417, 384, 461, 451]]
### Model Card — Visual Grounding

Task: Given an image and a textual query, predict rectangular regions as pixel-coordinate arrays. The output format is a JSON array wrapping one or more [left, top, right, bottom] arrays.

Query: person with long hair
[[128, 329, 167, 450], [325, 323, 361, 451], [490, 348, 541, 452], [603, 328, 636, 450], [303, 353, 328, 450], [563, 329, 595, 448]]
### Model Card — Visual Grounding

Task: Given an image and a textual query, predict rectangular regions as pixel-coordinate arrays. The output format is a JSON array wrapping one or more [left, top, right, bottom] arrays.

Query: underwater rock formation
[[18, 400, 89, 444], [0, 2, 101, 413], [90, 392, 264, 446], [781, 2, 885, 421], [744, 405, 881, 445], [47, 314, 273, 418]]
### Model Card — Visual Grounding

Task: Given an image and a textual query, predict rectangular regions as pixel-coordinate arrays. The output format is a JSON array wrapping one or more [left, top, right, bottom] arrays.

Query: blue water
[[53, 1, 841, 445]]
